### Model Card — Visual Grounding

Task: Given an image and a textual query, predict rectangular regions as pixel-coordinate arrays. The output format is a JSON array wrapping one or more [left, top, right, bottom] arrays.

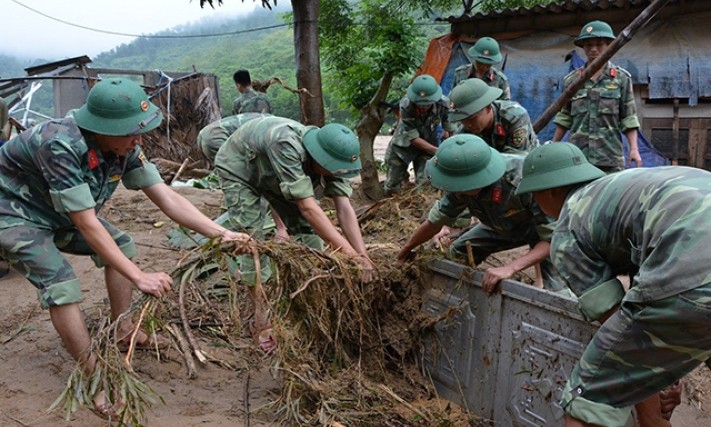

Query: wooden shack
[[421, 0, 711, 168], [0, 56, 222, 170]]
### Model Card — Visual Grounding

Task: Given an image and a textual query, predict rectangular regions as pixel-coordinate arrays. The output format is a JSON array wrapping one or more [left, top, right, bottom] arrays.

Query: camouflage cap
[[448, 79, 502, 122], [303, 123, 361, 178], [406, 74, 443, 106], [574, 20, 615, 47], [427, 134, 506, 192], [468, 37, 502, 65], [516, 142, 606, 195], [74, 78, 162, 136]]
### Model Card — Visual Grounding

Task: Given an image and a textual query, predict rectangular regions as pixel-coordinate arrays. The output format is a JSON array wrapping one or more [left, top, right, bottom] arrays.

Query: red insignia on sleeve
[[492, 188, 502, 204], [495, 123, 505, 136], [610, 67, 617, 77], [88, 149, 99, 169]]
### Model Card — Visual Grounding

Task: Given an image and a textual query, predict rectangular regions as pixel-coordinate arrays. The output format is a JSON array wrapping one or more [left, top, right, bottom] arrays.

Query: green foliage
[[93, 6, 298, 118], [0, 55, 56, 121], [320, 0, 459, 116], [0, 54, 28, 79], [479, 0, 560, 12], [2, 0, 544, 123]]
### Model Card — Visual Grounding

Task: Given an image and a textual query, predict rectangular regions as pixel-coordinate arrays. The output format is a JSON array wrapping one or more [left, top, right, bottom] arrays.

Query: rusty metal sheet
[[422, 259, 634, 426]]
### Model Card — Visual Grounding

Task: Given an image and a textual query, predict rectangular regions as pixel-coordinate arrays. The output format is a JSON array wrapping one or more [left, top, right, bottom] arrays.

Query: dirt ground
[[0, 186, 283, 427], [1, 160, 711, 426]]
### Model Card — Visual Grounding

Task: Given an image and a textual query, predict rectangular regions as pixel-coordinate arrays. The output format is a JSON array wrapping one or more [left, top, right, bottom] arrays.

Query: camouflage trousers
[[383, 144, 432, 194], [451, 222, 566, 293], [219, 176, 323, 286], [561, 282, 711, 426], [0, 217, 135, 309]]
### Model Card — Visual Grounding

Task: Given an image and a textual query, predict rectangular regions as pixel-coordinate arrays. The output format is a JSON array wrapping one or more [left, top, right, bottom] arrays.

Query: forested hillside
[[4, 4, 449, 126], [92, 5, 303, 120]]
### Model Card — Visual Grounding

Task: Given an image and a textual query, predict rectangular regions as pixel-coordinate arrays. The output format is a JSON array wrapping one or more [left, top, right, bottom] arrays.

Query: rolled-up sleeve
[[121, 148, 164, 190], [552, 228, 621, 321], [323, 177, 353, 198], [427, 194, 467, 227], [49, 184, 95, 213]]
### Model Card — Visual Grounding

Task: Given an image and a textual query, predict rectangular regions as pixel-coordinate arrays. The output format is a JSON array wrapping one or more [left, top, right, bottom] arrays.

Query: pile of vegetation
[[55, 185, 488, 426]]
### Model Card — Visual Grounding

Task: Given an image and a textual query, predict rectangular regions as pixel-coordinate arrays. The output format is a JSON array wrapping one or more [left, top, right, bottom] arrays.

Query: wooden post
[[672, 98, 679, 165], [533, 0, 673, 134]]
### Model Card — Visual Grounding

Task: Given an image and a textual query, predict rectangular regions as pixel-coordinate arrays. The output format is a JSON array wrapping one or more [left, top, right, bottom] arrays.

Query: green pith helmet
[[303, 123, 362, 178], [574, 20, 615, 47], [516, 142, 606, 195], [468, 37, 502, 65], [427, 134, 506, 192], [74, 78, 163, 136], [448, 78, 502, 122], [406, 75, 443, 106]]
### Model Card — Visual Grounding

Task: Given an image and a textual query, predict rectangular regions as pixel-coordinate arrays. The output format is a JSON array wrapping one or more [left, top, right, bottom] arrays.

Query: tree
[[476, 0, 560, 11], [199, 0, 553, 199], [200, 0, 324, 126], [319, 0, 460, 200]]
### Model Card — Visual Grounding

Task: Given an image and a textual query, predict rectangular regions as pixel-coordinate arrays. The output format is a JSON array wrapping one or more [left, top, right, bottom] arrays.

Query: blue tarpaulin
[[439, 37, 670, 168]]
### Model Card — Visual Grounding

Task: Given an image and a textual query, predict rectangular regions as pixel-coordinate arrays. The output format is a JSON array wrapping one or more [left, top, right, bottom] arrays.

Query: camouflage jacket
[[231, 88, 273, 115], [197, 113, 267, 163], [451, 65, 511, 100], [0, 114, 162, 229], [553, 61, 640, 170], [552, 167, 711, 306], [0, 97, 7, 141], [428, 154, 553, 237], [390, 95, 456, 154], [214, 116, 352, 201], [459, 100, 539, 154]]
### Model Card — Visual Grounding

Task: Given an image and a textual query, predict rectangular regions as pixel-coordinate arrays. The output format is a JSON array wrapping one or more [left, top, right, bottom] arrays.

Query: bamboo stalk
[[290, 273, 332, 299], [378, 384, 430, 423], [179, 277, 207, 363], [533, 0, 672, 133], [167, 323, 197, 379], [465, 241, 475, 269], [123, 300, 152, 369], [170, 157, 191, 185], [244, 371, 251, 426]]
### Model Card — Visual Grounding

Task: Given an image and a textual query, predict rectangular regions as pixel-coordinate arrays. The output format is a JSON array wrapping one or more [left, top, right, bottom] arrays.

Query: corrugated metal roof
[[447, 0, 666, 22], [441, 0, 711, 103]]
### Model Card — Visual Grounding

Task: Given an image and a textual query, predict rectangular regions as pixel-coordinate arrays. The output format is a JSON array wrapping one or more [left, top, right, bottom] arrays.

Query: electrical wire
[[9, 0, 447, 41], [9, 0, 289, 39]]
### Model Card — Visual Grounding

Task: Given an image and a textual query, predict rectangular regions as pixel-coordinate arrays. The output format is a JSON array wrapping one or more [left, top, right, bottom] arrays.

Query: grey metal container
[[422, 259, 633, 426]]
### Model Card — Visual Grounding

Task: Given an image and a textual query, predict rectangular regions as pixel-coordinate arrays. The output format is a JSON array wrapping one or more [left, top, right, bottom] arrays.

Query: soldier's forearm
[[409, 137, 438, 154], [507, 240, 550, 273], [625, 128, 639, 151]]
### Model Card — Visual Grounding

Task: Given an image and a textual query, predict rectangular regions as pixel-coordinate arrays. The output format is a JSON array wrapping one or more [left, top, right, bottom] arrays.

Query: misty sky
[[3, 0, 265, 60]]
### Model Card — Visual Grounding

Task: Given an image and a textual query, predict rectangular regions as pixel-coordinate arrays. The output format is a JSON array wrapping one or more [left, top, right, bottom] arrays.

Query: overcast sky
[[3, 0, 266, 60]]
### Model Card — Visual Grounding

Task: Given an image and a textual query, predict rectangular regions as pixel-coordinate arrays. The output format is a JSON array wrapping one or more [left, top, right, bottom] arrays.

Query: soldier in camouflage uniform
[[0, 96, 8, 142], [197, 113, 268, 163], [0, 97, 7, 278], [384, 75, 456, 194], [0, 78, 248, 419], [451, 37, 510, 100], [396, 134, 564, 293], [197, 112, 282, 236], [214, 116, 373, 353], [449, 78, 538, 155], [517, 143, 700, 427], [231, 69, 272, 115], [553, 20, 641, 173]]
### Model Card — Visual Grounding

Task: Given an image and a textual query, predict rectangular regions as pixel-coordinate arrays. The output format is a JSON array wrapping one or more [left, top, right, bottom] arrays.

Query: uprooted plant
[[54, 186, 484, 426]]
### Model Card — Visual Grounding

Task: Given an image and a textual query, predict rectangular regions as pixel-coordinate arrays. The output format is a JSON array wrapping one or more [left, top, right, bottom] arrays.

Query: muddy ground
[[1, 138, 710, 426]]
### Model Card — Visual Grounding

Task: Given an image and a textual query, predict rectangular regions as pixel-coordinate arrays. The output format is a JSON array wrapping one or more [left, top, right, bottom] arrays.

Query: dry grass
[[59, 184, 487, 426]]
